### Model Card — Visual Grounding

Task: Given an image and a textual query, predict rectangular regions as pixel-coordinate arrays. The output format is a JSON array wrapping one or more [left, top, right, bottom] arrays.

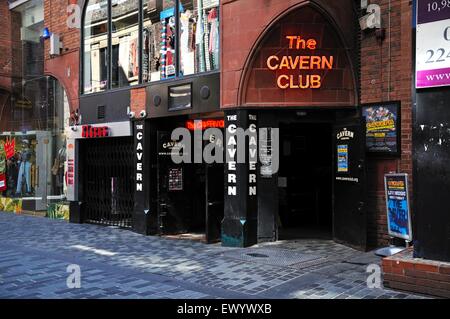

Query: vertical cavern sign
[[135, 123, 144, 192]]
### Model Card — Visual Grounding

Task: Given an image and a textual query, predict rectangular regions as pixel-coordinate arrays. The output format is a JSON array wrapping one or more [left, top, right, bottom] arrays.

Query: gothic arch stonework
[[221, 0, 359, 109]]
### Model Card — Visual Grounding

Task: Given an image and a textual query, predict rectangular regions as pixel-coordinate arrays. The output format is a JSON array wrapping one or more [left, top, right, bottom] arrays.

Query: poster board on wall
[[361, 102, 400, 156]]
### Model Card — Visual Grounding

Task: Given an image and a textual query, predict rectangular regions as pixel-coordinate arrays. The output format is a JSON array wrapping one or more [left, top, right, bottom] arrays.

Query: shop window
[[2, 1, 70, 216], [111, 0, 140, 88], [82, 0, 220, 92], [142, 0, 177, 82], [0, 77, 70, 216], [179, 0, 220, 76], [83, 0, 109, 94]]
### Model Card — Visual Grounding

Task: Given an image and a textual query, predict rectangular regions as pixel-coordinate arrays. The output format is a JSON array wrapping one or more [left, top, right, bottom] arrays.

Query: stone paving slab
[[0, 213, 430, 299]]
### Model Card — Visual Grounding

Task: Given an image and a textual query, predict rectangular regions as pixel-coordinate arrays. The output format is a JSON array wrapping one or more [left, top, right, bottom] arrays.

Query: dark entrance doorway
[[156, 125, 224, 243], [277, 123, 333, 240], [81, 137, 134, 228]]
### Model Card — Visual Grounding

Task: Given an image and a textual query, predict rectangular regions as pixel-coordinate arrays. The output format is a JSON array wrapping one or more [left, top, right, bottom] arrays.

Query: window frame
[[81, 0, 111, 95], [81, 0, 221, 96]]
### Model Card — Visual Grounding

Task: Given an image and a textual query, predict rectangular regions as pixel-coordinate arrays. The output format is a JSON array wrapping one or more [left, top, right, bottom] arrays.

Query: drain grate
[[223, 248, 327, 269]]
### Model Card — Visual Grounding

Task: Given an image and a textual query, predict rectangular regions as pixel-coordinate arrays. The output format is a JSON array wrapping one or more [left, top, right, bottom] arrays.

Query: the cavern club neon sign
[[266, 35, 334, 90]]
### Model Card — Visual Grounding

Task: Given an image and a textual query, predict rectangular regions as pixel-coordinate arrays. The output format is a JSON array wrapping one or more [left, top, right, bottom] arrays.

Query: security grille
[[82, 137, 134, 228]]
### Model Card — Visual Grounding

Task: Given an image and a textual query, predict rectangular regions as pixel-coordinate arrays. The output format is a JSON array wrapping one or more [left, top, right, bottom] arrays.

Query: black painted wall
[[147, 72, 220, 119], [414, 88, 450, 262], [79, 89, 131, 125]]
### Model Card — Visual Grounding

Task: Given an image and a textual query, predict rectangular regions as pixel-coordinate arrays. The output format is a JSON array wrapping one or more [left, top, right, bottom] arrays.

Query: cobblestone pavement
[[0, 213, 429, 299]]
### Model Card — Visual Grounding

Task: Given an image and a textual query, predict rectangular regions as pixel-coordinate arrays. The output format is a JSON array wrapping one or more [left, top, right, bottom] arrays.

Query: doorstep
[[382, 247, 450, 298]]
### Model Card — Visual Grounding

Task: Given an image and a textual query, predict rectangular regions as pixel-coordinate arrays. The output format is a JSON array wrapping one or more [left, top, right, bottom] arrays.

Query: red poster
[[3, 138, 15, 160]]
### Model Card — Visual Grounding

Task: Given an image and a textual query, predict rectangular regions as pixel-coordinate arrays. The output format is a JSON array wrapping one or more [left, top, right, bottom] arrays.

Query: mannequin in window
[[6, 153, 19, 197], [16, 139, 33, 196]]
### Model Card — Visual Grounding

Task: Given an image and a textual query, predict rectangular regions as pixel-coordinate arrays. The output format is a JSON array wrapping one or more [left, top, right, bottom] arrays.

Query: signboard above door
[[241, 5, 357, 107]]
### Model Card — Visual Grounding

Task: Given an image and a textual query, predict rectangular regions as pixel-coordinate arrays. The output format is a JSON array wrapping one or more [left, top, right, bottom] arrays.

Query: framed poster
[[384, 174, 413, 241], [362, 102, 400, 156], [416, 0, 450, 88]]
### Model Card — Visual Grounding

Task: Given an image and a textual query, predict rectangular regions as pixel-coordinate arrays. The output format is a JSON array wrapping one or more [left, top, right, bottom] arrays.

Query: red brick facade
[[43, 0, 145, 113], [0, 1, 13, 91], [43, 0, 81, 111], [221, 0, 414, 247], [383, 248, 450, 298], [130, 88, 147, 115], [0, 1, 20, 129], [361, 0, 413, 247]]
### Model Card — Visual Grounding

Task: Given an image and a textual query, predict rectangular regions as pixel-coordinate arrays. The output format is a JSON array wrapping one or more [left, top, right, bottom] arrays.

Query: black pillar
[[222, 110, 258, 247], [257, 111, 279, 242], [132, 120, 158, 235]]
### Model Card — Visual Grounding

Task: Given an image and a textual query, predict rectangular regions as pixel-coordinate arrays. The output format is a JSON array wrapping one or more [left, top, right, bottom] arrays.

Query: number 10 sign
[[416, 0, 450, 88]]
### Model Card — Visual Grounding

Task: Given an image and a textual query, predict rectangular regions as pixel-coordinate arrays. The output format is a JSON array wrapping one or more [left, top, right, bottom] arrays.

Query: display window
[[1, 2, 70, 216], [179, 0, 220, 76], [83, 0, 109, 94], [0, 82, 69, 213], [0, 135, 37, 198], [82, 0, 221, 90], [142, 0, 178, 81], [112, 0, 140, 88]]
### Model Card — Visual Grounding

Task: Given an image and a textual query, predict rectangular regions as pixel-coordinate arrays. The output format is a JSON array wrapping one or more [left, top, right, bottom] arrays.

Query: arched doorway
[[222, 2, 368, 250]]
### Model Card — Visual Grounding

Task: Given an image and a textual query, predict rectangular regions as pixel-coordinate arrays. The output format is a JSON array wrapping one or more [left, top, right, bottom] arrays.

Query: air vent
[[97, 105, 105, 120]]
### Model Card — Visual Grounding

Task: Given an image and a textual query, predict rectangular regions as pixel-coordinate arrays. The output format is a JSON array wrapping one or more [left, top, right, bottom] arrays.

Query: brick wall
[[44, 0, 81, 111], [130, 87, 147, 116], [383, 248, 450, 298], [0, 1, 13, 91], [360, 0, 413, 247]]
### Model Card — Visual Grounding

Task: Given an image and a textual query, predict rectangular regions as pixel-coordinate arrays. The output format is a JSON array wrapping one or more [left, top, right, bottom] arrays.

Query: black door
[[205, 163, 224, 243], [204, 129, 224, 243], [333, 121, 367, 250], [157, 131, 190, 234]]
